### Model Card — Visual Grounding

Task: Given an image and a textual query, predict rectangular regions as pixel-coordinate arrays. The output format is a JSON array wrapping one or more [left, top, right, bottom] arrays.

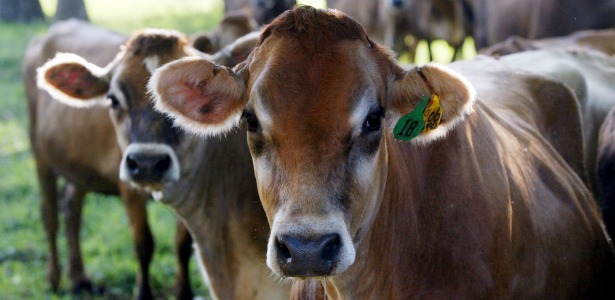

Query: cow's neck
[[163, 129, 280, 299], [327, 109, 508, 298]]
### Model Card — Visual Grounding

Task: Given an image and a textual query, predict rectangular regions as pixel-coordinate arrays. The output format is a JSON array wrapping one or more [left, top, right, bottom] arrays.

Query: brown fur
[[23, 20, 193, 299], [480, 29, 615, 57], [247, 8, 614, 297], [38, 27, 287, 299], [155, 7, 615, 298], [190, 10, 257, 54], [496, 49, 615, 206], [469, 0, 615, 49]]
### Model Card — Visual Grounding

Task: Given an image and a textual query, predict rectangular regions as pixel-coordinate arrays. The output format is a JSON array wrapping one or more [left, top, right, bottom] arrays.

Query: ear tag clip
[[393, 94, 442, 141]]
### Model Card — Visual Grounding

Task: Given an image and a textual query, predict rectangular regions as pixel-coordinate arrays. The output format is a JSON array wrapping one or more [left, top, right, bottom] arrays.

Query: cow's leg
[[120, 185, 154, 300], [174, 219, 194, 300], [37, 160, 61, 292], [62, 183, 99, 294]]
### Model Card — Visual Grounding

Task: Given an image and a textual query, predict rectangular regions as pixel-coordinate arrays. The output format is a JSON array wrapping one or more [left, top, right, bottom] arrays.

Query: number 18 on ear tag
[[393, 95, 429, 141]]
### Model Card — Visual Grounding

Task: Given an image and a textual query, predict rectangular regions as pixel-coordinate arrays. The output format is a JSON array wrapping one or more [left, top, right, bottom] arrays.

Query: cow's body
[[150, 7, 615, 298], [480, 29, 615, 57], [469, 0, 615, 49], [36, 29, 288, 300], [190, 10, 257, 54], [224, 0, 296, 25], [496, 49, 615, 201], [22, 19, 194, 299]]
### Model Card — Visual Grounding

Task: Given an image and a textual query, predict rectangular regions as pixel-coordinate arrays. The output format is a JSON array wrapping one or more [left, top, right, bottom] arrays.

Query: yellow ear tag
[[422, 94, 443, 133]]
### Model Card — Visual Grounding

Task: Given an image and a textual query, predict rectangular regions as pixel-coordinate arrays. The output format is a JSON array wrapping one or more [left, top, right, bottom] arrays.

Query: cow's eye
[[241, 110, 260, 132], [107, 94, 120, 110], [363, 108, 384, 132]]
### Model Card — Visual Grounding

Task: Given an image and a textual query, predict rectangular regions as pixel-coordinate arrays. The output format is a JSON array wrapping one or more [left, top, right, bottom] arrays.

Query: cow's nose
[[119, 143, 180, 186], [125, 152, 171, 182], [275, 233, 341, 277]]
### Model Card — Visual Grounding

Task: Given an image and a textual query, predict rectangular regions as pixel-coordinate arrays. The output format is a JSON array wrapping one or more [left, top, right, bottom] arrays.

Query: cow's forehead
[[248, 38, 382, 124]]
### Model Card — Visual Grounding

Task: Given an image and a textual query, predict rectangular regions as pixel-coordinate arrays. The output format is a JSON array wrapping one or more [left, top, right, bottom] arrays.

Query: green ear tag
[[393, 95, 430, 141]]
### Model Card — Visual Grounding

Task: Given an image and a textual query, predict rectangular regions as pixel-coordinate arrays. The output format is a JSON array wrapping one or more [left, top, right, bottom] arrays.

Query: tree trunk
[[55, 0, 89, 22], [0, 0, 45, 23]]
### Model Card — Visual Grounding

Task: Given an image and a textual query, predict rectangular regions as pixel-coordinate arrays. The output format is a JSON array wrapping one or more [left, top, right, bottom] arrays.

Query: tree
[[55, 0, 88, 21], [0, 0, 45, 23]]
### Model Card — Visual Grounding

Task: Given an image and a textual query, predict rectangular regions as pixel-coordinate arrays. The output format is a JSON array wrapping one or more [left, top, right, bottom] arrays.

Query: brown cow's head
[[150, 6, 475, 278], [37, 29, 209, 192]]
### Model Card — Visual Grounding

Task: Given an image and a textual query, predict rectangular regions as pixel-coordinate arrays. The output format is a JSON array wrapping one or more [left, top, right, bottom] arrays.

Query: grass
[[0, 1, 227, 298], [0, 0, 470, 299]]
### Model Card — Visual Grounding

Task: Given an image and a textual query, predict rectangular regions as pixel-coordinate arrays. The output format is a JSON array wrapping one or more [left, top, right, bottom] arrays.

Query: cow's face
[[37, 30, 195, 192], [150, 7, 474, 278], [243, 36, 390, 277]]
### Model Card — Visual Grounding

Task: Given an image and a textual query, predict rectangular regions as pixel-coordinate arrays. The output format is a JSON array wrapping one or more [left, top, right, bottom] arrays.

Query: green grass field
[[0, 0, 471, 299]]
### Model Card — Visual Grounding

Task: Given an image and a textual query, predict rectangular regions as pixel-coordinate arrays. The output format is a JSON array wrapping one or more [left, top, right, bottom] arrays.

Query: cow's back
[[471, 0, 615, 49], [23, 19, 128, 192], [497, 49, 615, 199]]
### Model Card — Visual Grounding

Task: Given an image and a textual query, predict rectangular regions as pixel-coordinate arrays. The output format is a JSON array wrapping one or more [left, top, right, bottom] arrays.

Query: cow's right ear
[[149, 56, 246, 137], [37, 53, 110, 108]]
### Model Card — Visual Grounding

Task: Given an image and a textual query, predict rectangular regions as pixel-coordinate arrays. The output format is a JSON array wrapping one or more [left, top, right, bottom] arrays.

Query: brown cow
[[22, 20, 194, 299], [224, 0, 296, 25], [496, 49, 615, 198], [190, 10, 257, 54], [36, 29, 288, 299], [150, 7, 615, 298], [497, 49, 615, 239], [480, 29, 615, 57], [468, 0, 615, 49]]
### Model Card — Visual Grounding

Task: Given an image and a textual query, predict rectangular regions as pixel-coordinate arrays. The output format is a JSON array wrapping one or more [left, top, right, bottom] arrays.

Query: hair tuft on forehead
[[126, 29, 187, 57], [258, 5, 373, 52]]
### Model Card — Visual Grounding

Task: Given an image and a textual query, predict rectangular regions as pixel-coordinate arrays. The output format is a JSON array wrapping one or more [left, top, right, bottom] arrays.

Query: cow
[[149, 6, 615, 298], [479, 29, 615, 57], [21, 20, 194, 299], [468, 0, 615, 49], [224, 0, 296, 26], [495, 49, 615, 205], [190, 9, 257, 54], [36, 29, 288, 299], [496, 49, 615, 239]]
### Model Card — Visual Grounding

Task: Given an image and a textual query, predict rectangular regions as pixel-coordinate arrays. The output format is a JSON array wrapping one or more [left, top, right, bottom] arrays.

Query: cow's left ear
[[37, 53, 111, 108], [148, 56, 246, 137], [387, 63, 476, 144]]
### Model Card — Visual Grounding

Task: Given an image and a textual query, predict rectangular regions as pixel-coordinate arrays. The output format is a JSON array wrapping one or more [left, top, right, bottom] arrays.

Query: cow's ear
[[149, 56, 246, 137], [37, 53, 110, 108], [387, 64, 476, 144]]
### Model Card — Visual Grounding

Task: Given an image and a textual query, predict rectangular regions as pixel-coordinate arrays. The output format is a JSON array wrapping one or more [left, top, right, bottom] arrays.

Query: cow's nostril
[[126, 155, 139, 173], [276, 237, 292, 264], [322, 234, 341, 262], [154, 155, 171, 173]]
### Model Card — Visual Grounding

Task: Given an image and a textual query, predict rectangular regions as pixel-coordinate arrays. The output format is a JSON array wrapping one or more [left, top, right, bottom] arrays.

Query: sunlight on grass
[[298, 0, 327, 8], [0, 121, 29, 156]]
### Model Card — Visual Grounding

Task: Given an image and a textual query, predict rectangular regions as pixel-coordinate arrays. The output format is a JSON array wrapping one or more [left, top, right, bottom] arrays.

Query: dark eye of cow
[[241, 110, 260, 132], [107, 94, 120, 110], [363, 108, 384, 132]]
